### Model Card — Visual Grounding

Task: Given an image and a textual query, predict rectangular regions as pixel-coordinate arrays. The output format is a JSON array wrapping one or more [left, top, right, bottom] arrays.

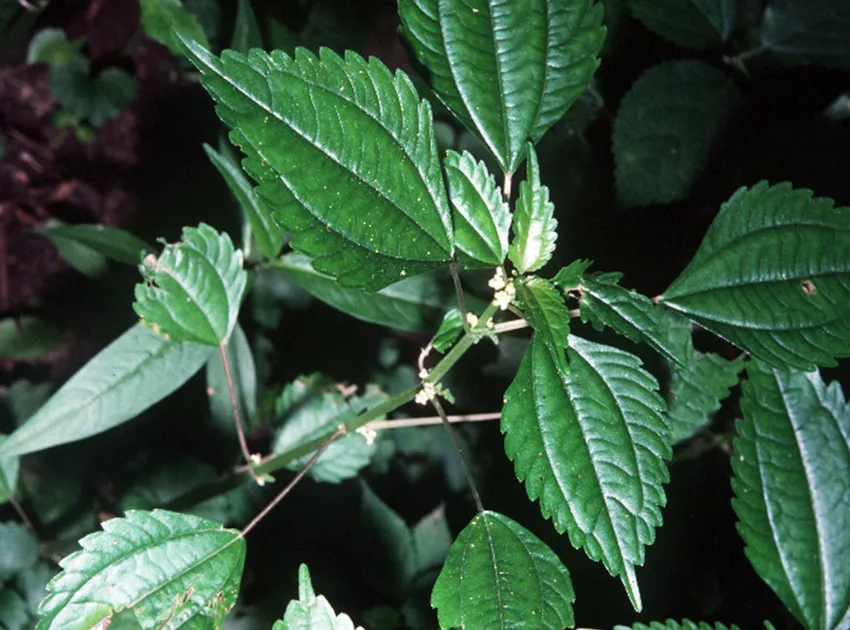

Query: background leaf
[[760, 0, 850, 69], [0, 324, 212, 458], [203, 142, 283, 260], [661, 181, 850, 370], [444, 150, 510, 266], [0, 317, 64, 360], [179, 36, 454, 291], [231, 0, 262, 53], [613, 60, 741, 207], [134, 223, 247, 346], [0, 523, 38, 581], [48, 58, 137, 127], [274, 564, 364, 630], [36, 223, 152, 266], [275, 253, 453, 333], [615, 621, 741, 630], [398, 0, 606, 173], [731, 360, 850, 630], [140, 0, 210, 53], [627, 0, 736, 49], [431, 510, 574, 630], [502, 334, 671, 610], [37, 510, 245, 629], [26, 27, 84, 65], [508, 144, 557, 274]]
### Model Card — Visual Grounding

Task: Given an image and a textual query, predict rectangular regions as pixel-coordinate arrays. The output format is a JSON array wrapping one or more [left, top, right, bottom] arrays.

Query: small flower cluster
[[489, 267, 516, 310]]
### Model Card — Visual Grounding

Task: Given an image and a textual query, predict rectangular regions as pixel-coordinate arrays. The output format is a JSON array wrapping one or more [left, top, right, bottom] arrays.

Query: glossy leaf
[[179, 35, 454, 291], [731, 360, 850, 630], [627, 0, 736, 49], [204, 142, 283, 259], [444, 150, 510, 266], [398, 0, 606, 173], [615, 621, 740, 630], [0, 317, 63, 360], [274, 564, 364, 630], [661, 181, 850, 370], [36, 510, 244, 629], [502, 334, 671, 610], [205, 324, 257, 439], [134, 223, 247, 346], [140, 0, 209, 53], [760, 0, 850, 69], [613, 60, 741, 206], [508, 144, 557, 274], [272, 375, 385, 483], [232, 0, 263, 53], [0, 324, 212, 458], [36, 223, 152, 266], [516, 275, 570, 371], [276, 253, 453, 332], [431, 510, 574, 630], [433, 308, 464, 353]]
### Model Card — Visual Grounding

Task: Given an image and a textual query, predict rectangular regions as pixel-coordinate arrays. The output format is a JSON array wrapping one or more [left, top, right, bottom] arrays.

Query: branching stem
[[365, 412, 500, 430]]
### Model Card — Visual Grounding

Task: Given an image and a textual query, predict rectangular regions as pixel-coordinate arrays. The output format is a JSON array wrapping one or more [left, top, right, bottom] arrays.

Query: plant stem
[[431, 397, 485, 513], [219, 342, 260, 481], [365, 412, 500, 430]]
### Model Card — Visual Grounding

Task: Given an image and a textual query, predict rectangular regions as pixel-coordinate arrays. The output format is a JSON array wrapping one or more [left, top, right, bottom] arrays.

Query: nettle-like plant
[[1, 0, 849, 628]]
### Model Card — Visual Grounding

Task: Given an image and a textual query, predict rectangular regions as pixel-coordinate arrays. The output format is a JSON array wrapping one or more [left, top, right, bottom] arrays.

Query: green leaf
[[140, 0, 210, 54], [274, 564, 364, 630], [760, 0, 850, 69], [0, 437, 21, 503], [276, 253, 452, 332], [627, 0, 737, 49], [444, 150, 510, 266], [508, 144, 557, 274], [36, 509, 245, 629], [134, 223, 247, 346], [205, 324, 256, 438], [0, 324, 212, 458], [49, 58, 137, 127], [516, 275, 570, 370], [431, 510, 574, 630], [0, 588, 31, 630], [552, 258, 594, 289], [178, 36, 454, 291], [272, 375, 385, 483], [576, 270, 688, 368], [613, 60, 741, 207], [0, 523, 38, 580], [502, 334, 671, 611], [731, 360, 850, 630], [661, 181, 850, 370], [36, 223, 153, 266], [26, 28, 84, 65], [398, 0, 606, 173], [433, 308, 464, 353], [232, 0, 263, 53], [615, 621, 741, 630], [203, 142, 283, 259], [0, 316, 64, 360]]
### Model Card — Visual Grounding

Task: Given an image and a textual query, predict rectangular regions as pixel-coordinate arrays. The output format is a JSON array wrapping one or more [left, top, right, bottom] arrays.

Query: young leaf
[[178, 36, 454, 291], [731, 360, 850, 630], [0, 317, 63, 360], [502, 334, 671, 611], [615, 621, 741, 630], [0, 324, 212, 458], [627, 0, 736, 49], [433, 308, 464, 353], [140, 0, 210, 54], [661, 181, 850, 370], [760, 0, 850, 69], [508, 144, 557, 274], [275, 253, 452, 333], [205, 324, 257, 438], [134, 223, 247, 346], [232, 0, 263, 53], [272, 375, 385, 483], [516, 275, 570, 370], [444, 150, 510, 266], [203, 142, 284, 259], [273, 564, 364, 630], [431, 510, 574, 630], [36, 510, 245, 629], [35, 223, 153, 266], [613, 60, 741, 207], [576, 270, 688, 368], [398, 0, 606, 173]]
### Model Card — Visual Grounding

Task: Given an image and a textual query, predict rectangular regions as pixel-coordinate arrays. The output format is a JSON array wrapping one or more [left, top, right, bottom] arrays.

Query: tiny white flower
[[488, 267, 506, 290], [465, 312, 479, 327]]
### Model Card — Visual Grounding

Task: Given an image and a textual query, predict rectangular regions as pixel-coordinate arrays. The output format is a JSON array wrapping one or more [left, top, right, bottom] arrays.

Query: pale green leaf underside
[[431, 510, 574, 630], [760, 0, 850, 69], [274, 564, 363, 630], [444, 149, 510, 266], [661, 181, 850, 370], [0, 324, 212, 459], [134, 223, 247, 346], [204, 142, 284, 259], [615, 621, 741, 630], [508, 144, 557, 274], [276, 253, 451, 332], [731, 360, 850, 630], [37, 509, 245, 629], [613, 59, 741, 207], [399, 0, 606, 173], [36, 223, 152, 265], [627, 0, 736, 49], [178, 35, 454, 291], [502, 334, 671, 611]]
